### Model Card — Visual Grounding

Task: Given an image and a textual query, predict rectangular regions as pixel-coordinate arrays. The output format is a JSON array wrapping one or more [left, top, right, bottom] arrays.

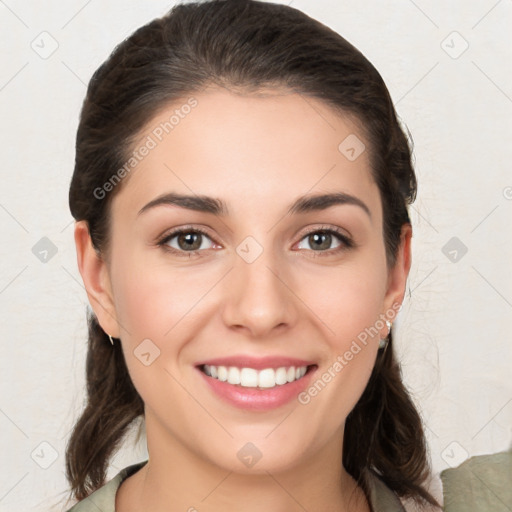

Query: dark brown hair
[[66, 0, 441, 509]]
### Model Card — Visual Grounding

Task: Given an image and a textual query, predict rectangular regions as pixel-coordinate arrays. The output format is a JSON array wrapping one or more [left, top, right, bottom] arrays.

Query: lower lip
[[196, 366, 317, 411]]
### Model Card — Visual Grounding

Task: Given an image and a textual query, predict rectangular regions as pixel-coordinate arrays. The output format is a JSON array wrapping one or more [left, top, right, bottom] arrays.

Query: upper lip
[[195, 355, 316, 370]]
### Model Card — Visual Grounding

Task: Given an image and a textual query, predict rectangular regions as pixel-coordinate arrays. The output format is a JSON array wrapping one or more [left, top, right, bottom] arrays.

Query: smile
[[200, 364, 309, 389], [195, 355, 318, 410]]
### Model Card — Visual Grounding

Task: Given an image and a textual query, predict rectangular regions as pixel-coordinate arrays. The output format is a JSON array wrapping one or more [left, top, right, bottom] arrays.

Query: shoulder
[[65, 460, 148, 512], [440, 448, 512, 511], [364, 469, 407, 511]]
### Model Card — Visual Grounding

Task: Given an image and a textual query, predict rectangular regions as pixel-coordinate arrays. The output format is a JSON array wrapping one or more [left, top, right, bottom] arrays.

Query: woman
[[64, 0, 442, 510]]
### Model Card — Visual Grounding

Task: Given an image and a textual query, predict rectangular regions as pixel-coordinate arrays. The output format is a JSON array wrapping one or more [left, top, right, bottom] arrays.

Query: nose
[[221, 239, 298, 339]]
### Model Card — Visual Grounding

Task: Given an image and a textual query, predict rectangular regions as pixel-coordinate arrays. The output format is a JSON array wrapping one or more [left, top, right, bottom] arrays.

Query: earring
[[378, 320, 392, 350], [108, 334, 115, 346]]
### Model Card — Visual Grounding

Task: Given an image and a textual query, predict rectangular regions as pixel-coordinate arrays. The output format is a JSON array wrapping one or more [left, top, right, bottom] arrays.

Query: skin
[[75, 86, 412, 512]]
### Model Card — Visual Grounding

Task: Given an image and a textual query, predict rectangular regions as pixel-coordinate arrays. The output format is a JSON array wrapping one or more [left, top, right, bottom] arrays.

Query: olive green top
[[65, 449, 512, 511], [440, 448, 512, 512], [65, 460, 406, 511]]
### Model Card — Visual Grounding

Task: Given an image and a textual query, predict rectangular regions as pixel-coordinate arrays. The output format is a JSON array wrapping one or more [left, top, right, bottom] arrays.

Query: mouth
[[195, 359, 318, 411], [198, 363, 316, 389]]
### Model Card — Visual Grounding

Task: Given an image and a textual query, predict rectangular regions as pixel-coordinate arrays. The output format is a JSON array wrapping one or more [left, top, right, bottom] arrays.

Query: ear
[[380, 223, 412, 335], [74, 220, 120, 338]]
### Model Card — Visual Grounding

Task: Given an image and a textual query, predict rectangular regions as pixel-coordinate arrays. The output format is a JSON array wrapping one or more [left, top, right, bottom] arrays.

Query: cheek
[[109, 254, 221, 391], [298, 254, 388, 346], [112, 235, 388, 356], [109, 256, 205, 410], [111, 253, 209, 340], [292, 250, 388, 413]]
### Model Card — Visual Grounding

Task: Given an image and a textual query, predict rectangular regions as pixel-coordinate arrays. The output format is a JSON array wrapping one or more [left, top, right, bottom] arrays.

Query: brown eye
[[158, 228, 215, 256], [305, 231, 335, 251], [296, 228, 354, 257], [175, 232, 204, 251]]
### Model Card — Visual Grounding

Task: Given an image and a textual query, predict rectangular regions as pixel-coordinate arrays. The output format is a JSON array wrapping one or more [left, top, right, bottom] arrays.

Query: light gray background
[[1, 1, 511, 510]]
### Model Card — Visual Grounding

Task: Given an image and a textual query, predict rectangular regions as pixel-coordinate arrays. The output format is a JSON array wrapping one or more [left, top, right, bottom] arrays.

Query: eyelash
[[156, 225, 355, 258]]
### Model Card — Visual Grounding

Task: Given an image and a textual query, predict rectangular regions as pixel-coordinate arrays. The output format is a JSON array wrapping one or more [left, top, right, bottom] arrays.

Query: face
[[76, 87, 411, 476]]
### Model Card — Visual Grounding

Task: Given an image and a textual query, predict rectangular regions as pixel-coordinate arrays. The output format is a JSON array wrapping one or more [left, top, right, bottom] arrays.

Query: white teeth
[[201, 364, 309, 388], [240, 367, 258, 387], [258, 368, 275, 388], [275, 367, 288, 385], [217, 366, 228, 382], [227, 367, 240, 385]]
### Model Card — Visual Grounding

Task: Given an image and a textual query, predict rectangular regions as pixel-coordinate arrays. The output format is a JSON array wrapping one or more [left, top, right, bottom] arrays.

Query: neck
[[116, 414, 370, 512]]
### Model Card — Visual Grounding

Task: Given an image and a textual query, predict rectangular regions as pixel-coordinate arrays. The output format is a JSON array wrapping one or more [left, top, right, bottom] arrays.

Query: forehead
[[113, 87, 379, 220]]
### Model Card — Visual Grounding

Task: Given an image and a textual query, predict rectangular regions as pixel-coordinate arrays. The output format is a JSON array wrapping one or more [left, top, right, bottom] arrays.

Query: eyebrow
[[137, 191, 371, 219]]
